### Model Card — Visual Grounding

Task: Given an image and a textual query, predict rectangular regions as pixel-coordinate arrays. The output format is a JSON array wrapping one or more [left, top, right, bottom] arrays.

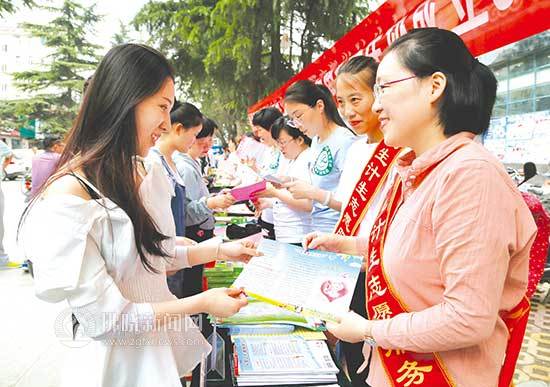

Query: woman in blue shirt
[[148, 101, 203, 298]]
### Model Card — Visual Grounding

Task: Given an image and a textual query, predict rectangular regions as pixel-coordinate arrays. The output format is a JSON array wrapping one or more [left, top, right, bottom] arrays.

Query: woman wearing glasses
[[305, 28, 536, 387], [253, 116, 313, 246], [283, 80, 356, 233]]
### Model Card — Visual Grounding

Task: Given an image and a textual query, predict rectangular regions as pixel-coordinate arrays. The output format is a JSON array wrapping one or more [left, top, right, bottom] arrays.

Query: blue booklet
[[232, 239, 363, 322]]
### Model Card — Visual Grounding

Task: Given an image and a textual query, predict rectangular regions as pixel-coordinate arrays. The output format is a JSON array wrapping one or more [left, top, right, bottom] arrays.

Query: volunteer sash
[[365, 151, 530, 387], [334, 140, 400, 237]]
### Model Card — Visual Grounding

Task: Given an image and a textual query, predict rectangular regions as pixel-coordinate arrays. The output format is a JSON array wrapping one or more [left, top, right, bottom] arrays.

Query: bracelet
[[322, 191, 332, 206]]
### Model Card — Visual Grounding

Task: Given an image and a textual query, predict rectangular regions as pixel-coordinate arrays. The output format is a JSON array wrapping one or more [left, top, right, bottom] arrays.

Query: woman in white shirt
[[251, 107, 284, 239], [282, 80, 356, 233], [18, 43, 258, 387], [253, 116, 313, 245]]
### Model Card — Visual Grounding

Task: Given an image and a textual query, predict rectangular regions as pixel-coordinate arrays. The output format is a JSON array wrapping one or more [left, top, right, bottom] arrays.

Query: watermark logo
[[54, 309, 206, 348], [53, 308, 93, 348]]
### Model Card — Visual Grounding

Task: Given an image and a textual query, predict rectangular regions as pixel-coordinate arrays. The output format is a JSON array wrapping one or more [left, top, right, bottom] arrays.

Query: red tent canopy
[[249, 0, 549, 116]]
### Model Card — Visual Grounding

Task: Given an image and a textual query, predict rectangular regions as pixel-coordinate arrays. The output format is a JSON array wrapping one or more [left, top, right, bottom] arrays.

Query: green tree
[[4, 0, 102, 133], [133, 0, 369, 140], [112, 19, 131, 46], [0, 0, 34, 16]]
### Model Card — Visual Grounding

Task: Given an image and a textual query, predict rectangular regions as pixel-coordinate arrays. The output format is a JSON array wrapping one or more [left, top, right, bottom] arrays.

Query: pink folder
[[230, 181, 267, 202]]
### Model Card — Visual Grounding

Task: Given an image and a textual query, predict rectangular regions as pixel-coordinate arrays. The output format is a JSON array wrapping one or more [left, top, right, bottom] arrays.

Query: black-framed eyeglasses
[[373, 75, 417, 100]]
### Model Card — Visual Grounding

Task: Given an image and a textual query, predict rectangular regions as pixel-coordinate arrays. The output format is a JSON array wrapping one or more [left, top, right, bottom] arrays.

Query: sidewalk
[[0, 268, 68, 387]]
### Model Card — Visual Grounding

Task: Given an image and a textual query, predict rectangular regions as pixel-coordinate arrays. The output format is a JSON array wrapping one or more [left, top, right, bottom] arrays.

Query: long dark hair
[[21, 43, 175, 273], [284, 80, 351, 131], [387, 28, 497, 136]]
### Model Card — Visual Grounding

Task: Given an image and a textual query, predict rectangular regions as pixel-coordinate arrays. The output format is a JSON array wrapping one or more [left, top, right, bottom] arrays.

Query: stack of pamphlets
[[204, 261, 244, 288], [212, 299, 325, 331], [232, 335, 339, 386]]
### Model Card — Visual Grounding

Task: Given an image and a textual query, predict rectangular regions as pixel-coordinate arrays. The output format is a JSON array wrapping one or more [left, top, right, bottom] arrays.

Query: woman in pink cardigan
[[305, 28, 536, 387]]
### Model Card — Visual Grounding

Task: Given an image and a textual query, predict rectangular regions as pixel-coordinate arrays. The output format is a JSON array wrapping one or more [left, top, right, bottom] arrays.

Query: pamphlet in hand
[[232, 239, 363, 322], [261, 173, 284, 185], [230, 181, 267, 202]]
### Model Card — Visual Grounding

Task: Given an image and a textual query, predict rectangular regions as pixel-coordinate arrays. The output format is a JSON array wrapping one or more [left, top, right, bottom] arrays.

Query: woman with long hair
[[283, 80, 356, 233], [19, 43, 258, 387]]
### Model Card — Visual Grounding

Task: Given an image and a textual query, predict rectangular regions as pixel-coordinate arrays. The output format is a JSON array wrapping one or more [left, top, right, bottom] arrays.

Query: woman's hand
[[283, 179, 317, 200], [242, 157, 259, 173], [207, 192, 236, 210], [252, 183, 278, 199], [252, 198, 273, 217], [201, 287, 248, 318], [218, 239, 261, 263], [326, 311, 372, 344], [303, 232, 357, 254]]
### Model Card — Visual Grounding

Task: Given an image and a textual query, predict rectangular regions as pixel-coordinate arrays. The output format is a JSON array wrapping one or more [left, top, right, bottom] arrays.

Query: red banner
[[248, 0, 550, 115]]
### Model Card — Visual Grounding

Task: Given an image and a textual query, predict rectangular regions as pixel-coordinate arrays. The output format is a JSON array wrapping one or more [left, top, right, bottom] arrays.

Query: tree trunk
[[248, 1, 264, 105], [270, 0, 282, 84], [289, 7, 293, 69], [299, 0, 314, 70]]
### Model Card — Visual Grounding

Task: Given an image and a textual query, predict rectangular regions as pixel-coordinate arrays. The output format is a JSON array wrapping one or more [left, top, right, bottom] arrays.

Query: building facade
[[482, 30, 550, 167]]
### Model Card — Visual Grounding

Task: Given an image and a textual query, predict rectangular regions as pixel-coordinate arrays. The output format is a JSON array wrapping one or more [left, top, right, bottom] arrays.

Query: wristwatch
[[364, 322, 376, 346], [364, 335, 377, 347]]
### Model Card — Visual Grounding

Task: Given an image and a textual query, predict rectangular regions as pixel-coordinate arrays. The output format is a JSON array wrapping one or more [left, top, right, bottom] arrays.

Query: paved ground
[[0, 179, 548, 387], [0, 180, 69, 387]]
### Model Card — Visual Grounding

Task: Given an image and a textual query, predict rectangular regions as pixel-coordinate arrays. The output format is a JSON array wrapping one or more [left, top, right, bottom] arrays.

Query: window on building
[[492, 104, 506, 119], [508, 100, 532, 116], [509, 57, 534, 77], [509, 86, 534, 102], [536, 51, 550, 68], [488, 30, 550, 119], [536, 82, 550, 98], [535, 96, 550, 112]]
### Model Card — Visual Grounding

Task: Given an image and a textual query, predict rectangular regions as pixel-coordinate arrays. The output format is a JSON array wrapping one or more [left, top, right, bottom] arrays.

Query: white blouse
[[20, 160, 211, 387]]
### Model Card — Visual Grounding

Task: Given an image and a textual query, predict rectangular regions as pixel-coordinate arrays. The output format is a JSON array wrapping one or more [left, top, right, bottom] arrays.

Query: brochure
[[230, 181, 267, 202], [232, 239, 363, 322], [260, 173, 284, 185]]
